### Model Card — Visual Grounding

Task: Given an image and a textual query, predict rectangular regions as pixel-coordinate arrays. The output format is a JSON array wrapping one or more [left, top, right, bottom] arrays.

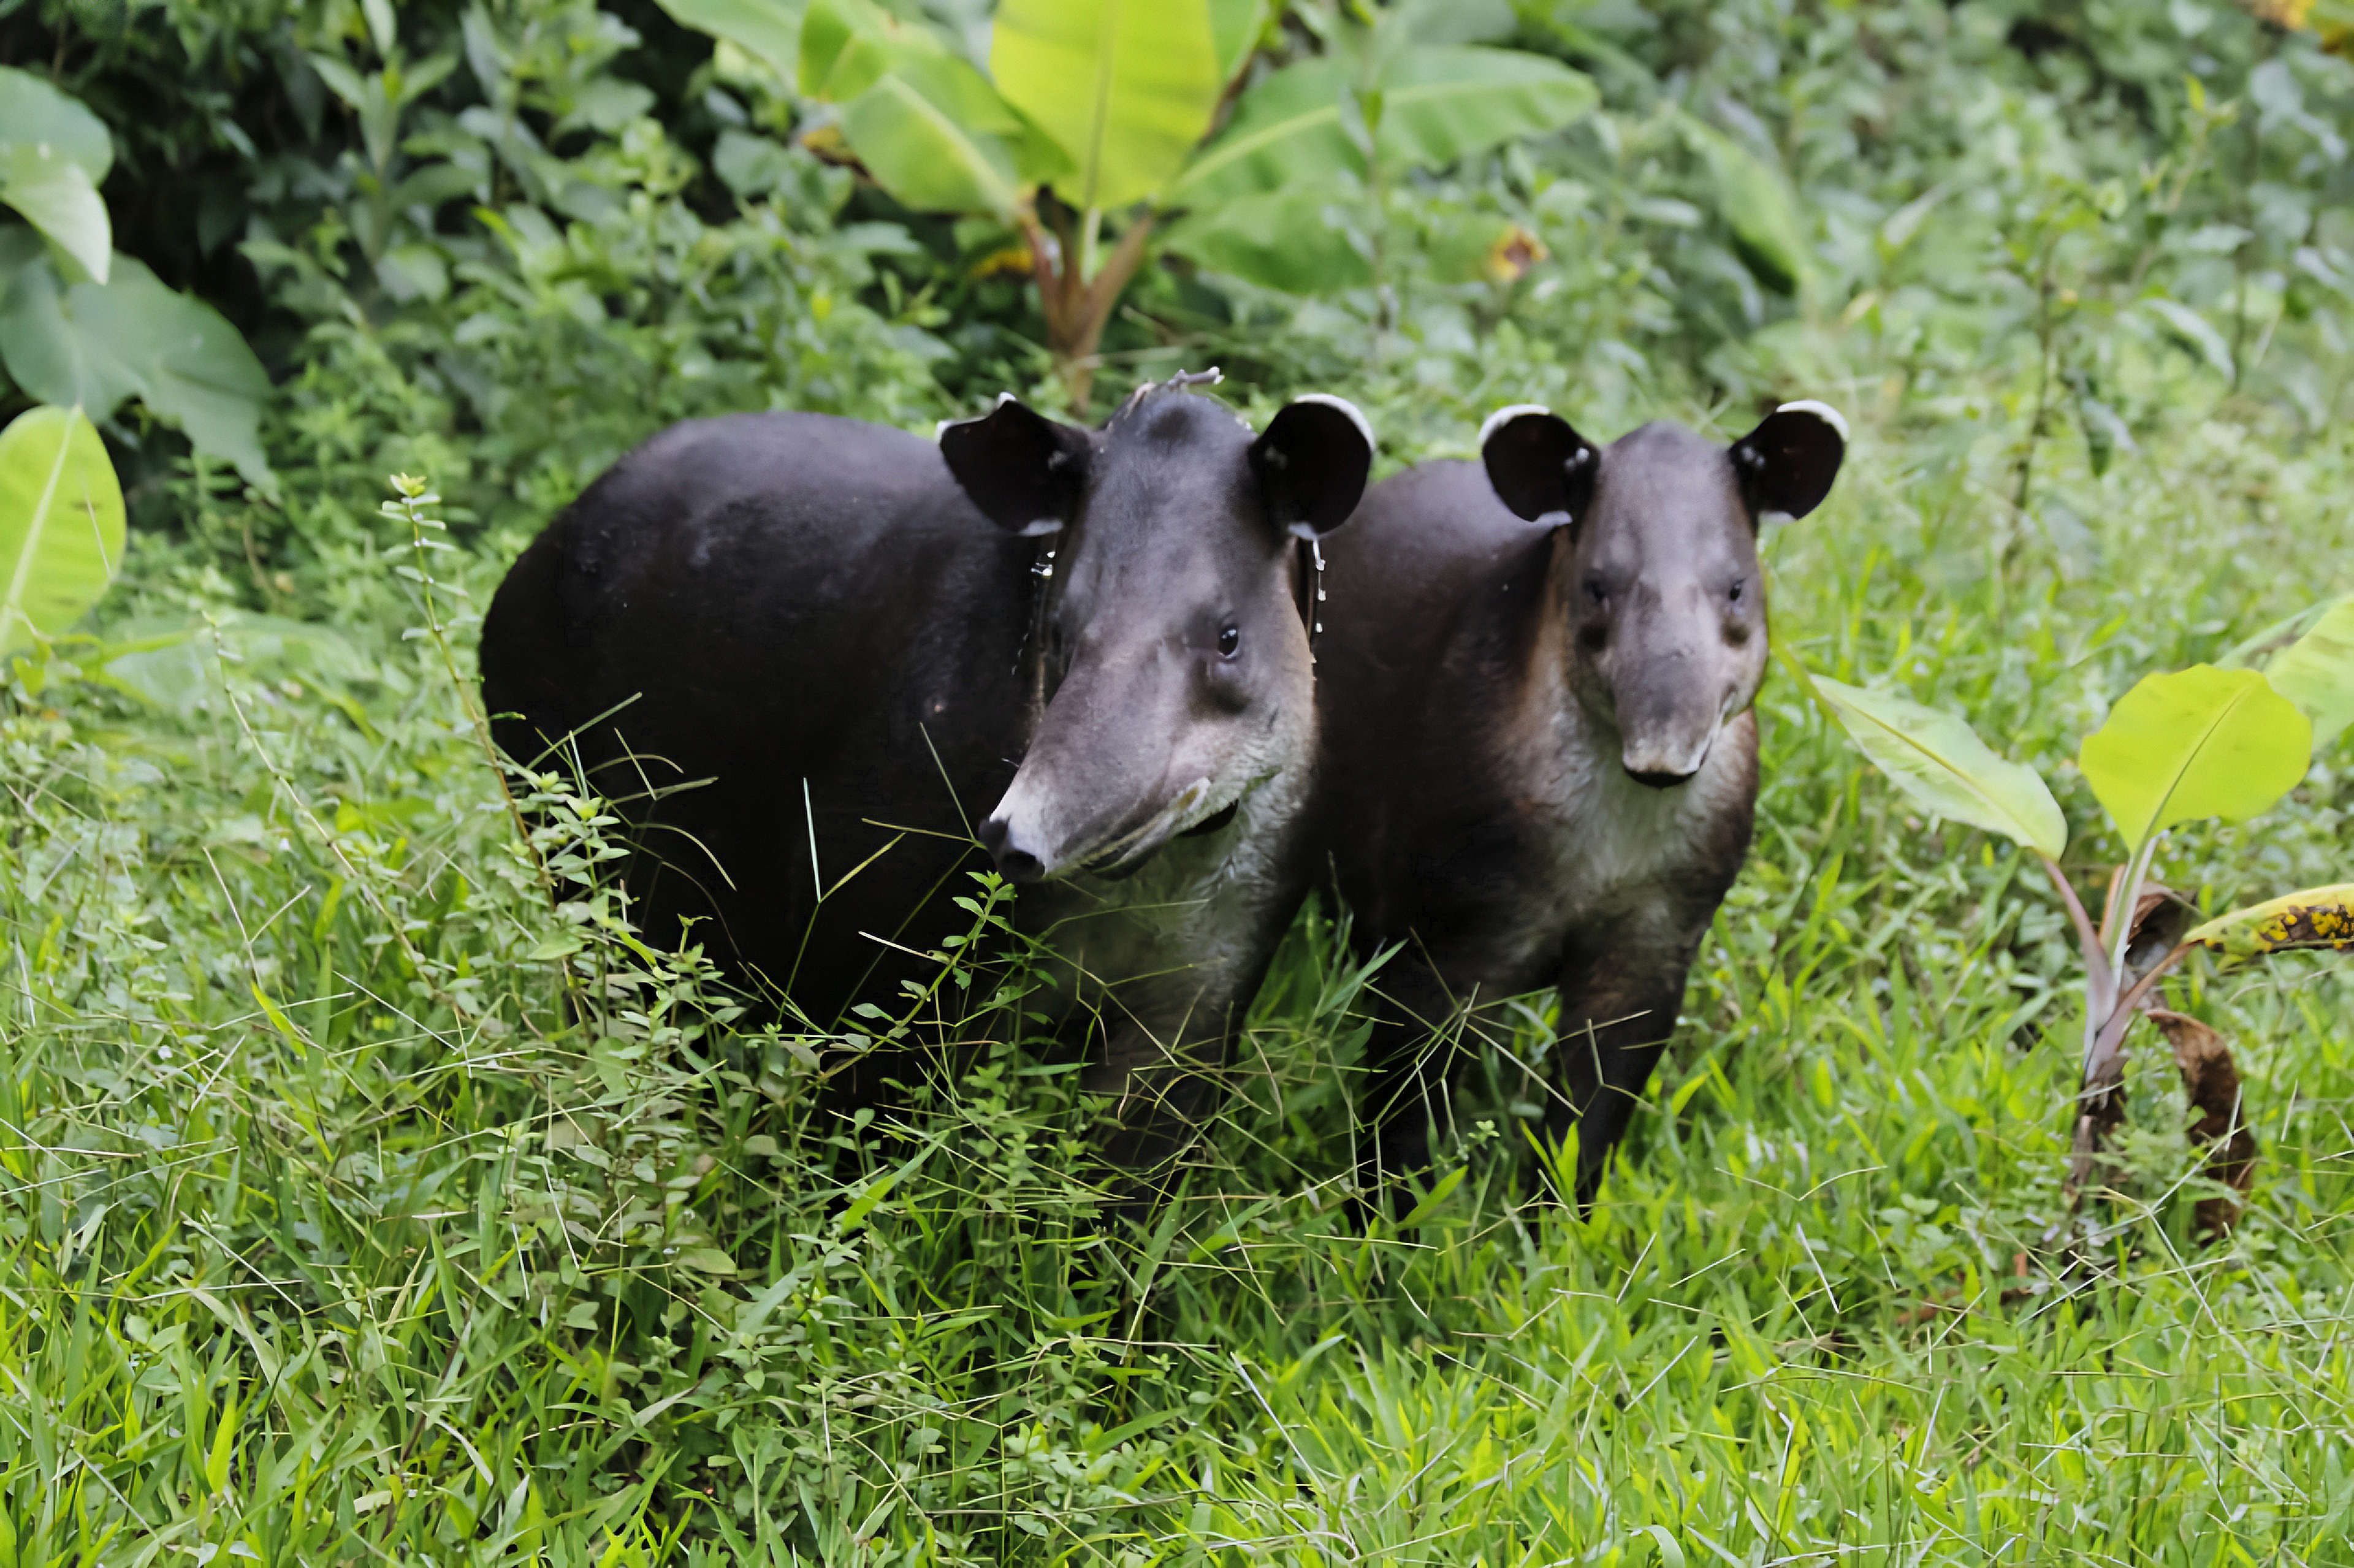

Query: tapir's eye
[[1584, 578, 1608, 608], [1728, 579, 1745, 604], [1217, 625, 1241, 658]]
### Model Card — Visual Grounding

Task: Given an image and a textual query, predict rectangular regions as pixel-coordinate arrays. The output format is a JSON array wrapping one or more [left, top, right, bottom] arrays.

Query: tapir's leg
[[1550, 917, 1708, 1212], [1354, 948, 1493, 1217]]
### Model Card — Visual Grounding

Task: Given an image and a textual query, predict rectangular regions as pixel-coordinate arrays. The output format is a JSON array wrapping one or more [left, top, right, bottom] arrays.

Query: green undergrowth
[[1, 356, 2349, 1563]]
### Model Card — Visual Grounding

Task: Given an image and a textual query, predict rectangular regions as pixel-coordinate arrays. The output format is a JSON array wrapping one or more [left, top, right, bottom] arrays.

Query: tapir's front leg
[[1550, 912, 1710, 1211]]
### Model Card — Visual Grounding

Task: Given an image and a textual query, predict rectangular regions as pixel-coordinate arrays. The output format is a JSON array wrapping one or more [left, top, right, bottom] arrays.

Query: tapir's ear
[[1729, 400, 1846, 522], [1251, 394, 1374, 539], [1480, 405, 1600, 525], [938, 394, 1092, 536]]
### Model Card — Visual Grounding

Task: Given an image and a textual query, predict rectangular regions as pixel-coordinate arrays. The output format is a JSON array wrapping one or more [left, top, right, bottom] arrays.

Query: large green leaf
[[1168, 47, 1594, 208], [654, 0, 804, 81], [1165, 56, 1357, 206], [1373, 47, 1596, 174], [991, 0, 1223, 212], [1161, 185, 1371, 292], [2078, 664, 2312, 853], [2260, 596, 2354, 755], [0, 68, 113, 186], [840, 66, 1023, 219], [0, 68, 114, 281], [0, 143, 109, 283], [1683, 115, 1808, 296], [1801, 669, 2067, 859], [0, 406, 126, 657], [2185, 885, 2354, 959], [0, 254, 276, 496], [1209, 0, 1266, 83]]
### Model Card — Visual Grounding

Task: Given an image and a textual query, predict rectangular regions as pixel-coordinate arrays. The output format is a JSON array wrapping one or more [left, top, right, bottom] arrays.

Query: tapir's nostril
[[979, 815, 1046, 883], [1626, 766, 1697, 790]]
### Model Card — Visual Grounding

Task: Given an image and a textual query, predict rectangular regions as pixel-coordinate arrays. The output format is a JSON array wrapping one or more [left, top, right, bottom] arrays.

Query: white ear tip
[[934, 419, 955, 440], [1776, 399, 1849, 441], [1479, 403, 1553, 446], [1287, 392, 1375, 449], [994, 390, 1019, 408]]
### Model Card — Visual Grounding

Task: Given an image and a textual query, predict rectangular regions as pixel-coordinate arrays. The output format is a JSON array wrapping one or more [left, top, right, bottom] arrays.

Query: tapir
[[480, 375, 1373, 1174], [1315, 400, 1846, 1211]]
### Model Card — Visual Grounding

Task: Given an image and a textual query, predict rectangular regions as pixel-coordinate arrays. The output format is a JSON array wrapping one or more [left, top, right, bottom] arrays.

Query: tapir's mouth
[[1621, 720, 1718, 789], [1071, 778, 1220, 879]]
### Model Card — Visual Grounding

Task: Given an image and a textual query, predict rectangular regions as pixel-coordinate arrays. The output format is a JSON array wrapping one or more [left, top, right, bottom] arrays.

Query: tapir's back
[[480, 411, 1035, 1046]]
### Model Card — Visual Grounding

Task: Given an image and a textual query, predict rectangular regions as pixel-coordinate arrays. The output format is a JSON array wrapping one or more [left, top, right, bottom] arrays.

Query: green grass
[[6, 192, 2354, 1568]]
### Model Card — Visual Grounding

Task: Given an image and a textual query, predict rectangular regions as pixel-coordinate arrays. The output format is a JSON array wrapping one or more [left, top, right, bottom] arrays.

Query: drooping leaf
[[0, 255, 276, 496], [1683, 115, 1808, 296], [2078, 664, 2312, 852], [991, 0, 1224, 212], [1168, 47, 1593, 208], [1799, 668, 2068, 859], [0, 67, 114, 186], [840, 71, 1023, 218], [2259, 596, 2354, 755], [1372, 47, 1596, 175], [1208, 0, 1267, 83], [0, 406, 126, 657], [1161, 185, 1371, 292], [1165, 56, 1358, 206], [654, 0, 804, 81], [0, 143, 110, 283], [2184, 885, 2354, 959], [800, 0, 902, 98]]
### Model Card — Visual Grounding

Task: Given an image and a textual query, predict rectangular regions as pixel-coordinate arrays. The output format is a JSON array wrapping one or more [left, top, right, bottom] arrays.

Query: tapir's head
[[1481, 401, 1846, 787], [942, 381, 1373, 882]]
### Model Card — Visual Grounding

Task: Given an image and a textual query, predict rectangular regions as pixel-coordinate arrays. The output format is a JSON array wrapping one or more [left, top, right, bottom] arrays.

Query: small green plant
[[1796, 599, 2354, 1235]]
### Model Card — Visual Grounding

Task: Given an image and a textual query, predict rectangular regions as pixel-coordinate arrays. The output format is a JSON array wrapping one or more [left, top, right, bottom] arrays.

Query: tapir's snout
[[1621, 727, 1713, 789], [978, 813, 1047, 884]]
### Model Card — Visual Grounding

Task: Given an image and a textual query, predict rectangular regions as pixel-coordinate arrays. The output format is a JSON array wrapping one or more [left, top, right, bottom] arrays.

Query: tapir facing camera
[[1314, 401, 1847, 1214]]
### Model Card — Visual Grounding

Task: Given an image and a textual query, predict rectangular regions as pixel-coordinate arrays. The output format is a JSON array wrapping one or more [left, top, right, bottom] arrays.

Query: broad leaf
[[654, 0, 804, 81], [0, 143, 109, 283], [1161, 185, 1371, 293], [0, 67, 114, 186], [991, 0, 1223, 212], [0, 406, 126, 657], [801, 0, 906, 98], [1169, 47, 1593, 208], [1683, 116, 1808, 295], [2078, 664, 2311, 852], [2260, 596, 2354, 755], [840, 62, 1024, 219], [1209, 0, 1266, 83], [2185, 885, 2354, 959], [0, 255, 277, 496], [1165, 56, 1357, 206], [1802, 669, 2067, 859], [1373, 47, 1596, 175]]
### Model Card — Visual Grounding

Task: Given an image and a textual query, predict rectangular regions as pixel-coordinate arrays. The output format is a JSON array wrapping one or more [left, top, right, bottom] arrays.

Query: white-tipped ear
[[1288, 392, 1375, 452], [1774, 398, 1848, 441], [1479, 402, 1552, 447], [1014, 518, 1063, 537]]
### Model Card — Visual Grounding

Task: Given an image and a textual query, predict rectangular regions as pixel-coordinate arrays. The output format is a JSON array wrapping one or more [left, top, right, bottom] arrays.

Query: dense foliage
[[0, 0, 2350, 1559]]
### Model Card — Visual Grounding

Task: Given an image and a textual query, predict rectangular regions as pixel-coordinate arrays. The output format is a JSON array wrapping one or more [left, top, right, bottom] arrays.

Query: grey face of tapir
[[943, 387, 1373, 881], [1481, 401, 1847, 786]]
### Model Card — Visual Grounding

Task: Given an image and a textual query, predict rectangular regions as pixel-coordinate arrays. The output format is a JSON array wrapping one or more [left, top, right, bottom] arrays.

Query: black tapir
[[1315, 400, 1846, 1211], [479, 375, 1372, 1174]]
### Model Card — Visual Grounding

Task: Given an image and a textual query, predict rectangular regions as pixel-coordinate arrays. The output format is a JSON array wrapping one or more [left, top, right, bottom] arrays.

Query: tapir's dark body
[[1317, 406, 1845, 1209], [481, 386, 1373, 1168], [482, 414, 1028, 1088]]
